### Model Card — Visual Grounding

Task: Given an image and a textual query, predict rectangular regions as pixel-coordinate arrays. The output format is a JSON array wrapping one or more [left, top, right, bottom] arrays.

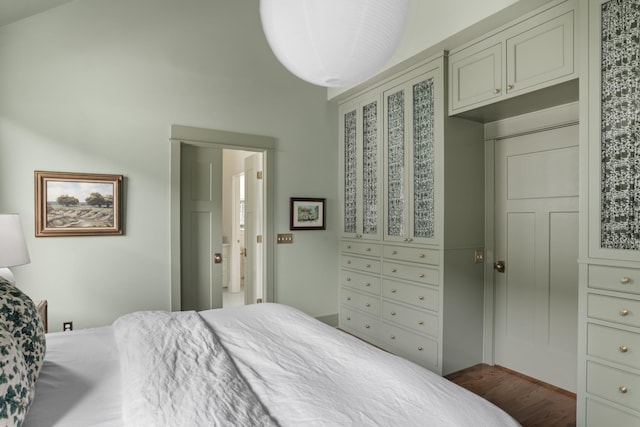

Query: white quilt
[[112, 310, 276, 427]]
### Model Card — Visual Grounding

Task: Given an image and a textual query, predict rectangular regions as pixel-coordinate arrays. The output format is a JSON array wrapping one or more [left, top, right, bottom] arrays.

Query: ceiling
[[0, 0, 75, 27]]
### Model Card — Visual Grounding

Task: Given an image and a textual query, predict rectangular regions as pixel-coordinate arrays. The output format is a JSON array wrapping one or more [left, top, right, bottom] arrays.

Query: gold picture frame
[[35, 171, 123, 237]]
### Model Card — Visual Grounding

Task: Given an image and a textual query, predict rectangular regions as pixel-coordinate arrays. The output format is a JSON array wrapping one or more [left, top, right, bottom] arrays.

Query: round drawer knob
[[347, 297, 351, 301], [418, 320, 424, 325], [507, 84, 514, 90], [347, 260, 351, 264], [620, 309, 630, 316], [620, 345, 629, 353], [347, 245, 352, 249], [392, 250, 397, 255], [493, 88, 501, 94], [418, 296, 425, 300], [346, 316, 351, 321], [620, 276, 631, 284], [390, 335, 396, 340], [391, 289, 397, 293], [366, 264, 371, 268], [419, 254, 426, 258], [366, 247, 371, 252], [365, 303, 370, 308], [619, 386, 628, 394], [391, 269, 397, 273], [346, 277, 351, 282], [365, 324, 370, 329], [419, 273, 425, 278], [391, 311, 396, 316], [365, 282, 371, 287], [417, 346, 424, 351]]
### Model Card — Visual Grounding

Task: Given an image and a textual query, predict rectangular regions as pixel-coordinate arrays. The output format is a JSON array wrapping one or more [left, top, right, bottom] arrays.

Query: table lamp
[[0, 214, 31, 285]]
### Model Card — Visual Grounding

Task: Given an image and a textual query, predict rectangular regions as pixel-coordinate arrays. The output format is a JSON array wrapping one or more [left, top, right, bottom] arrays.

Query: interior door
[[180, 144, 223, 311], [244, 153, 264, 304], [494, 124, 579, 392]]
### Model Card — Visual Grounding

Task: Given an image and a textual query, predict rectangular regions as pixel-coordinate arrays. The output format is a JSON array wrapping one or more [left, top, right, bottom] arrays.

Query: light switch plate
[[277, 233, 293, 244], [474, 250, 485, 264]]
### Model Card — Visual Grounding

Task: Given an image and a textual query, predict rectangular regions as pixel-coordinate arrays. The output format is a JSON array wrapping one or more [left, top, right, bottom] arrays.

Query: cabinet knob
[[391, 289, 397, 293], [620, 276, 631, 284], [507, 84, 514, 90], [418, 346, 424, 351], [419, 273, 425, 278], [391, 268, 397, 273], [418, 320, 424, 325], [418, 296, 425, 300], [619, 386, 628, 394], [366, 247, 371, 252], [366, 264, 371, 268], [365, 324, 370, 329], [346, 277, 351, 281], [365, 282, 371, 287], [391, 311, 396, 316], [390, 335, 396, 340], [619, 345, 629, 353], [347, 245, 352, 249], [346, 316, 351, 321], [347, 260, 351, 264], [620, 309, 630, 316], [493, 88, 501, 94], [392, 250, 398, 255], [419, 253, 426, 258], [365, 303, 370, 308]]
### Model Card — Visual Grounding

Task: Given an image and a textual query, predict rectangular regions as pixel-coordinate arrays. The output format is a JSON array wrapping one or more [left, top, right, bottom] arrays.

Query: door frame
[[169, 125, 275, 311], [482, 102, 579, 363]]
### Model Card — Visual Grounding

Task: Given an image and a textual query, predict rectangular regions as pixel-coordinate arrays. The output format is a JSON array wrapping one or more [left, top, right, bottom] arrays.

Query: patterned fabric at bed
[[0, 325, 34, 426], [0, 278, 46, 385]]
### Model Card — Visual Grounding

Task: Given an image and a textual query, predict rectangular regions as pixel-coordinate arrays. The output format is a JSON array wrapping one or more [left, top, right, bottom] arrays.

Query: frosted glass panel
[[344, 109, 357, 234], [362, 101, 378, 235], [387, 90, 405, 237], [600, 0, 640, 249], [413, 79, 435, 238]]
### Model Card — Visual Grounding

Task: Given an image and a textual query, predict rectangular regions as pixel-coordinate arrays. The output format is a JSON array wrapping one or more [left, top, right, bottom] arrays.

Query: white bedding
[[24, 303, 520, 427]]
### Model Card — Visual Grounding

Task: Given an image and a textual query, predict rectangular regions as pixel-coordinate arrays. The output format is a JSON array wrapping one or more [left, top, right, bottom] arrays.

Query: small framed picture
[[35, 171, 123, 237], [290, 197, 326, 230]]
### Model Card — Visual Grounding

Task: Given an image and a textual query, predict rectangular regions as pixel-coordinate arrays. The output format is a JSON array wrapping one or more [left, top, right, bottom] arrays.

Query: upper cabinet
[[449, 0, 577, 115], [339, 92, 383, 241]]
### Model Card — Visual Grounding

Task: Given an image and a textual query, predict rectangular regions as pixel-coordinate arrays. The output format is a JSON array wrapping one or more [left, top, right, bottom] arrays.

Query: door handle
[[494, 261, 505, 273]]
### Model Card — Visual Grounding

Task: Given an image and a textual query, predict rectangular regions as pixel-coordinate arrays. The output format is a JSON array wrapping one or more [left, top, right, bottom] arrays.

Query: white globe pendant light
[[260, 0, 410, 87]]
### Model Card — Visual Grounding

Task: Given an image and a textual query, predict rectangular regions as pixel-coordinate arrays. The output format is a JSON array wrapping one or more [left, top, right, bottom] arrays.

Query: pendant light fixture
[[260, 0, 410, 87]]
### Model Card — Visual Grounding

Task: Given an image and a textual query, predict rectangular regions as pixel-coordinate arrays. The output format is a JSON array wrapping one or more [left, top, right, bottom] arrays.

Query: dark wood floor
[[445, 364, 576, 427]]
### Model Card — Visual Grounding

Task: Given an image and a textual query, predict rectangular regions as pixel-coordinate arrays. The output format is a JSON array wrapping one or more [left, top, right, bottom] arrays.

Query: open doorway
[[169, 125, 275, 312]]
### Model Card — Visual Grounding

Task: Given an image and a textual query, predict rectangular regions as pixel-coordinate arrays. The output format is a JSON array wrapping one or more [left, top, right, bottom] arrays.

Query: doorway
[[484, 103, 579, 393], [169, 125, 275, 312]]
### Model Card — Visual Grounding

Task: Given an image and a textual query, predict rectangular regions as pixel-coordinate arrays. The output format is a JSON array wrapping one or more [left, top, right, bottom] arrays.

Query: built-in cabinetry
[[579, 0, 640, 425], [449, 0, 576, 115], [338, 55, 485, 376]]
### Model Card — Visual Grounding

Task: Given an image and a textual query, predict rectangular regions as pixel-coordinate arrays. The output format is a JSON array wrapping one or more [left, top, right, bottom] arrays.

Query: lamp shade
[[0, 214, 30, 268], [260, 0, 410, 87]]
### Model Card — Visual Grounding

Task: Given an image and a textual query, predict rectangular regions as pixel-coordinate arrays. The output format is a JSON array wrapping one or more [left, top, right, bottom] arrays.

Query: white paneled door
[[181, 144, 223, 311], [244, 153, 264, 305], [494, 124, 579, 392]]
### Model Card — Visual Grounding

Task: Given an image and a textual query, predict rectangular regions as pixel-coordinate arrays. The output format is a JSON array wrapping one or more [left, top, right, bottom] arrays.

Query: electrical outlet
[[63, 321, 73, 332]]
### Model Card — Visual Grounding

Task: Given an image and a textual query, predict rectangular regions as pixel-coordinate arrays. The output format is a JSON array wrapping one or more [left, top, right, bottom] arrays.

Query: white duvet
[[27, 303, 520, 427]]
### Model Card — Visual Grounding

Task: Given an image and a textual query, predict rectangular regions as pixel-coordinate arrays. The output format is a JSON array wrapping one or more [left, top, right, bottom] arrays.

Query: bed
[[0, 279, 520, 427]]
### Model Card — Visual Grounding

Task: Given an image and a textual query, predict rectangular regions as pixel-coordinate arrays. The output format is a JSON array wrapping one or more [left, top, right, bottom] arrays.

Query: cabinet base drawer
[[379, 322, 439, 373], [341, 241, 382, 257], [341, 269, 381, 294], [341, 288, 380, 316], [588, 294, 640, 328], [589, 264, 640, 295], [587, 361, 640, 411], [587, 398, 640, 427], [382, 300, 438, 337], [339, 306, 379, 344], [382, 279, 438, 311], [588, 323, 640, 370]]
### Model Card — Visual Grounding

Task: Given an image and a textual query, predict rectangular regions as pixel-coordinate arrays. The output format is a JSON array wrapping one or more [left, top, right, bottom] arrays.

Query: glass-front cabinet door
[[339, 92, 382, 241], [383, 69, 439, 246], [589, 0, 640, 261]]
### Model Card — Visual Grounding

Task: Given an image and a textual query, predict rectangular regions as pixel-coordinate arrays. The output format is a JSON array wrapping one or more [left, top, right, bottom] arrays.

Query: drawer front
[[379, 322, 439, 372], [341, 241, 382, 258], [341, 269, 381, 295], [382, 300, 438, 337], [587, 361, 640, 411], [588, 294, 640, 328], [339, 306, 379, 343], [589, 265, 640, 296], [586, 398, 640, 427], [383, 245, 440, 266], [341, 288, 380, 316], [588, 323, 640, 370], [382, 261, 439, 286], [342, 255, 381, 274], [382, 279, 439, 312]]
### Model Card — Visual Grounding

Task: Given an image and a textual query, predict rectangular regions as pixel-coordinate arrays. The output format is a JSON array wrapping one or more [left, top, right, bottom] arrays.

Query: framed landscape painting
[[290, 197, 326, 230], [35, 171, 123, 237]]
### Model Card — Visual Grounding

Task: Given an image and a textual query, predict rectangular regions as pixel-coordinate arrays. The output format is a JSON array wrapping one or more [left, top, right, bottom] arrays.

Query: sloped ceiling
[[0, 0, 76, 27]]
